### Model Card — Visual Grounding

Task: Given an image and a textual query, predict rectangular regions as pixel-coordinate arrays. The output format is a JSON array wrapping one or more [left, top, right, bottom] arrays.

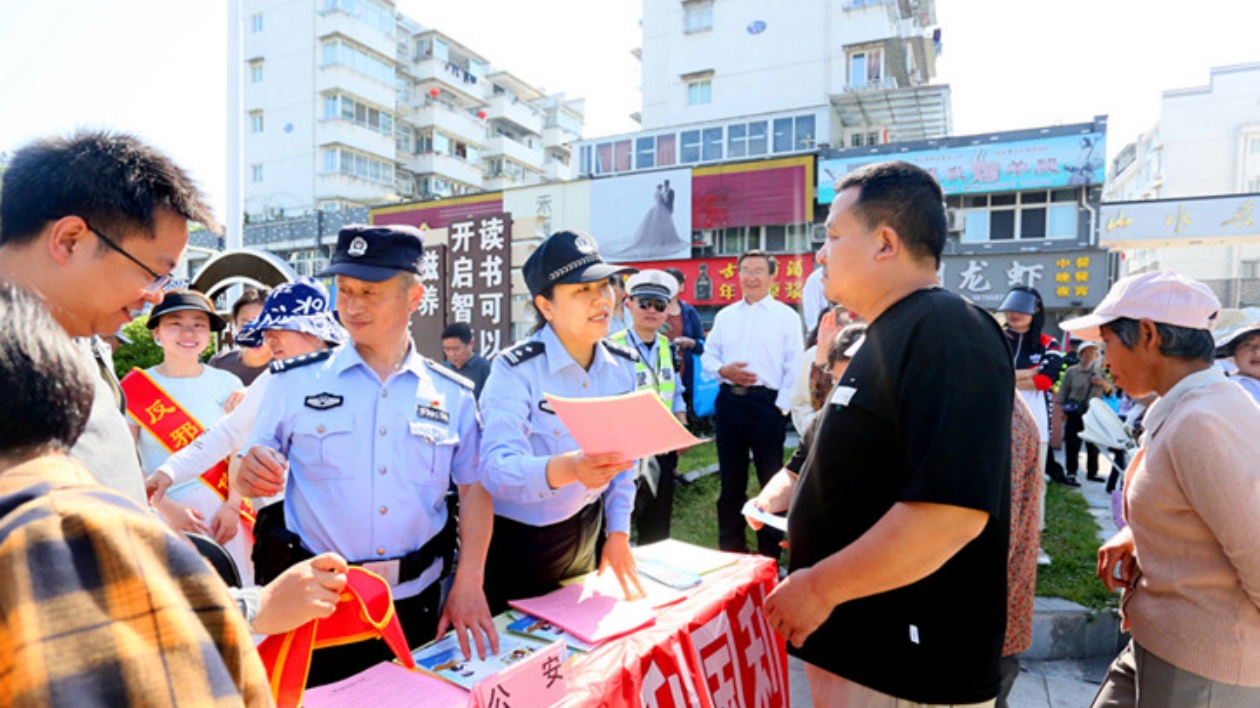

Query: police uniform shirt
[[246, 343, 479, 600], [700, 294, 804, 412], [478, 324, 637, 533], [620, 326, 686, 415]]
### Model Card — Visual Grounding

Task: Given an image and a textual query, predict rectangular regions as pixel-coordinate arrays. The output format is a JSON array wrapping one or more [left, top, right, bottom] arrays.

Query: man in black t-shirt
[[762, 161, 1012, 706]]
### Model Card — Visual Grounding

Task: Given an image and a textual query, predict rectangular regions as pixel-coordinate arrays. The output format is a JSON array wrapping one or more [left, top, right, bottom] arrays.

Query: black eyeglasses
[[82, 220, 178, 295], [636, 298, 668, 313]]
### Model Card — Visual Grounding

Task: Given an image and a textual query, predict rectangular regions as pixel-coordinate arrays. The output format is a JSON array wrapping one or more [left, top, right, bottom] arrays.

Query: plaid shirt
[[0, 456, 272, 707]]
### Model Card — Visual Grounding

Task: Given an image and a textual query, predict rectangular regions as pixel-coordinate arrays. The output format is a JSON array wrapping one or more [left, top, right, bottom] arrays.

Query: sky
[[2, 0, 1259, 220]]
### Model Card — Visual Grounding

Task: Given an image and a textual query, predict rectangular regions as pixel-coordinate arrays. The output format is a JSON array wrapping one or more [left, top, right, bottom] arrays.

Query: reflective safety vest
[[609, 328, 676, 408]]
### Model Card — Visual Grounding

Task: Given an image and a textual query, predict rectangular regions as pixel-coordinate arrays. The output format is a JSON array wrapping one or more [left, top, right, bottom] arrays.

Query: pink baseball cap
[[1059, 269, 1220, 341]]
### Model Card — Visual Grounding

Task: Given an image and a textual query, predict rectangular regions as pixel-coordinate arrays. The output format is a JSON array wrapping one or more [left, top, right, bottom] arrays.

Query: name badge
[[416, 404, 450, 424], [830, 386, 857, 407]]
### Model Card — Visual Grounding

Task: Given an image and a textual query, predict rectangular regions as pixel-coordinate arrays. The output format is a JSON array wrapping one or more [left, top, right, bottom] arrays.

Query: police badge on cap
[[319, 225, 424, 283], [521, 230, 635, 298]]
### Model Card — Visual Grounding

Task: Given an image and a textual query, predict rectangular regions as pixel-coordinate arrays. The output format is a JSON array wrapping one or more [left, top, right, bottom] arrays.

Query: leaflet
[[544, 390, 705, 459]]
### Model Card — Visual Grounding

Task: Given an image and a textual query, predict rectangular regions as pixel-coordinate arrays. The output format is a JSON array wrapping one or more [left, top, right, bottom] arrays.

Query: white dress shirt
[[701, 294, 804, 412], [801, 267, 830, 330]]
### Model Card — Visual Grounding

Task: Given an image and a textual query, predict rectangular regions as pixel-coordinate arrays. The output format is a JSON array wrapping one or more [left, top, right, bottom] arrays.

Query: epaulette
[[497, 341, 545, 367], [424, 358, 474, 389], [269, 349, 333, 374], [602, 338, 639, 362]]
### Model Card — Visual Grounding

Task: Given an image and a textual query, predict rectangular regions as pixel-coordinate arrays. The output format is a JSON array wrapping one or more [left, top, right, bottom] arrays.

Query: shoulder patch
[[424, 358, 474, 390], [602, 338, 639, 363], [269, 349, 333, 374], [497, 341, 545, 367]]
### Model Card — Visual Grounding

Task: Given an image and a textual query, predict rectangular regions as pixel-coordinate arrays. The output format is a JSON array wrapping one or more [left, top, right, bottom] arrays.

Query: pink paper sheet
[[509, 583, 656, 645], [302, 661, 469, 708], [544, 390, 705, 459]]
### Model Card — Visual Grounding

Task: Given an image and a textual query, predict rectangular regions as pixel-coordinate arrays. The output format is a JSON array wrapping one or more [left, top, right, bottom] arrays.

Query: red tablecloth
[[556, 555, 789, 708]]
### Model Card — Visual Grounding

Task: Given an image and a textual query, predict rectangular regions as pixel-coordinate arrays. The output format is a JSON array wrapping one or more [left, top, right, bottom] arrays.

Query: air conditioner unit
[[266, 206, 286, 220], [811, 223, 829, 243], [946, 208, 965, 233]]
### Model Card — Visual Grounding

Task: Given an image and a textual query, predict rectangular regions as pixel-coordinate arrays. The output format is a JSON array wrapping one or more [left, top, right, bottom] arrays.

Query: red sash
[[120, 368, 255, 532], [256, 567, 417, 707]]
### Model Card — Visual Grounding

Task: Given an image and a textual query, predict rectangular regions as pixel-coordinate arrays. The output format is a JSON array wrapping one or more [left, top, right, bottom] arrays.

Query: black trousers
[[306, 580, 442, 687], [636, 451, 677, 545], [1064, 411, 1099, 477], [483, 500, 603, 615], [714, 385, 785, 558]]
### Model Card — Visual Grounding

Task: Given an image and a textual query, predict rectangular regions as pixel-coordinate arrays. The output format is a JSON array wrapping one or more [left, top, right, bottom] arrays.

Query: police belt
[[354, 506, 457, 588], [254, 495, 457, 588]]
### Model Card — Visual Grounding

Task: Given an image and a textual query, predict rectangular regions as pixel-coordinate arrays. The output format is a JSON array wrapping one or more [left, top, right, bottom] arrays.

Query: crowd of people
[[2, 130, 1259, 708]]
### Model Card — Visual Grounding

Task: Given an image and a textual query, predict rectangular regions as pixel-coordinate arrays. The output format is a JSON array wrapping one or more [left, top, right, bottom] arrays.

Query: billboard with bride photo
[[589, 167, 692, 262]]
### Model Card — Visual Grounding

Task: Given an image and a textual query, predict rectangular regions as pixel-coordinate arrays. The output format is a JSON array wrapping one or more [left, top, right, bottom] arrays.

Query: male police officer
[[238, 225, 497, 685], [609, 270, 689, 544]]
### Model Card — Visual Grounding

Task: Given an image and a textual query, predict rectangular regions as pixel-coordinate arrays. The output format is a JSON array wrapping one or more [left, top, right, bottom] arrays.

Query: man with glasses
[[701, 249, 804, 559], [0, 130, 207, 505], [609, 270, 689, 544]]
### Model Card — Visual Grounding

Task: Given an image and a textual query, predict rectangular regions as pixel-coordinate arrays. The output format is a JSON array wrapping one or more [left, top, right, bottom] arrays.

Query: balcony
[[483, 135, 545, 168], [409, 58, 488, 103], [542, 125, 579, 150], [315, 172, 396, 203], [409, 103, 488, 145], [409, 151, 484, 187], [316, 64, 395, 110], [317, 10, 396, 58], [484, 170, 543, 192], [485, 93, 543, 135], [544, 159, 574, 182], [316, 120, 395, 162]]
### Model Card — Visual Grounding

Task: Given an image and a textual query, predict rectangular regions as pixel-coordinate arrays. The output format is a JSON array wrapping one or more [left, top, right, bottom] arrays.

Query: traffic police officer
[[609, 270, 689, 544], [238, 224, 497, 684], [478, 229, 645, 613]]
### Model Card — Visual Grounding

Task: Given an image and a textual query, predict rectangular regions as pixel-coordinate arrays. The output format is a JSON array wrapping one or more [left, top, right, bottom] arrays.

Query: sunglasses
[[635, 298, 668, 313]]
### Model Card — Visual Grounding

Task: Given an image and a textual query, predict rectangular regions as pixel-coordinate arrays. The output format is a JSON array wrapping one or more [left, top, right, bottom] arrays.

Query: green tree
[[111, 314, 217, 378], [113, 315, 164, 378]]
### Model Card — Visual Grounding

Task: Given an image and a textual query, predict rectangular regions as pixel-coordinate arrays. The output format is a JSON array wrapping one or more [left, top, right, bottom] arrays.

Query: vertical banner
[[448, 213, 513, 358], [410, 243, 447, 361]]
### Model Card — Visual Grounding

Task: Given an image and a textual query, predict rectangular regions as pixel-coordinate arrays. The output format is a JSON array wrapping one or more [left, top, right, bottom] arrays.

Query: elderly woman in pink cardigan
[[1062, 270, 1260, 708]]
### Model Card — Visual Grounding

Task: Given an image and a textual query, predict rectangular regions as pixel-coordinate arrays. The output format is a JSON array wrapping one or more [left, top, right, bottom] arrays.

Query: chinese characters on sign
[[408, 243, 447, 362], [940, 251, 1107, 309], [623, 255, 811, 307], [448, 213, 513, 358]]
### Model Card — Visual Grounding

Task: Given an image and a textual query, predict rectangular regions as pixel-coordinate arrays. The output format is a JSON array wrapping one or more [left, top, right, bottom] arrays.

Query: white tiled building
[[576, 0, 949, 178], [234, 0, 583, 223], [1104, 63, 1260, 305]]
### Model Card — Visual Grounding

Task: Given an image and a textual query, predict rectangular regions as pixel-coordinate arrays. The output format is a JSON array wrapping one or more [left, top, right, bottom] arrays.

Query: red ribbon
[[257, 566, 417, 707]]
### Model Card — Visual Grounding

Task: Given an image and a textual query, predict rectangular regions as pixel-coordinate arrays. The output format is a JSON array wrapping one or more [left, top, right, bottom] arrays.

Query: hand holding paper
[[544, 390, 706, 460], [741, 499, 788, 532]]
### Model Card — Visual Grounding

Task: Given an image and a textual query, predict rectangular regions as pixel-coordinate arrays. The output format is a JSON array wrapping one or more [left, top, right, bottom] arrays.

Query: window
[[687, 79, 711, 106], [702, 127, 723, 161], [250, 164, 263, 183], [322, 147, 395, 185], [772, 118, 793, 152], [320, 39, 395, 85], [250, 13, 263, 32], [324, 94, 394, 135], [613, 140, 632, 171], [683, 0, 714, 34], [747, 121, 767, 155], [322, 0, 395, 34], [249, 111, 263, 133], [635, 137, 655, 170], [849, 48, 883, 88], [250, 61, 263, 84], [959, 190, 1078, 243], [795, 115, 816, 150], [680, 130, 701, 163], [728, 124, 747, 158], [656, 134, 677, 167]]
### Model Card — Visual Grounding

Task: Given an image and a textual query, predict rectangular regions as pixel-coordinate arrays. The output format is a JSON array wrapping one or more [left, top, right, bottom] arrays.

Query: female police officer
[[478, 230, 646, 612]]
